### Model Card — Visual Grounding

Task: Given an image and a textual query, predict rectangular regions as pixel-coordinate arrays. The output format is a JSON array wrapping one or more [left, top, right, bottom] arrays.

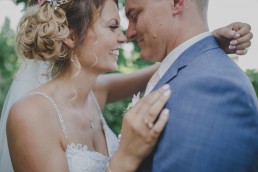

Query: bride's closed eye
[[106, 18, 120, 32], [109, 24, 119, 31]]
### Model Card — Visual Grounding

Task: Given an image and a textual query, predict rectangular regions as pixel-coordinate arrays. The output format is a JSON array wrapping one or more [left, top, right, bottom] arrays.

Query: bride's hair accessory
[[38, 0, 71, 9]]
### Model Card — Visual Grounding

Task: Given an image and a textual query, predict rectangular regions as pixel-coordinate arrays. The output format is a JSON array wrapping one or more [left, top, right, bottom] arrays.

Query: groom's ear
[[63, 31, 76, 48], [171, 0, 184, 15]]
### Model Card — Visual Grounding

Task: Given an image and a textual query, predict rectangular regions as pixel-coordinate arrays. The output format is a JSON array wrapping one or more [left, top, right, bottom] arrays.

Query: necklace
[[73, 108, 95, 129], [65, 106, 95, 129], [68, 96, 96, 129], [89, 119, 95, 128]]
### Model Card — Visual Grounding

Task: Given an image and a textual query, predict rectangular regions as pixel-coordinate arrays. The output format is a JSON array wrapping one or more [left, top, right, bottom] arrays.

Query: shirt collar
[[158, 32, 212, 78]]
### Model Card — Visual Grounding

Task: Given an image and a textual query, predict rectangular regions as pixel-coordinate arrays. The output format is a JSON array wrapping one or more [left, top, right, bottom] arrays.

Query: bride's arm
[[94, 63, 159, 109]]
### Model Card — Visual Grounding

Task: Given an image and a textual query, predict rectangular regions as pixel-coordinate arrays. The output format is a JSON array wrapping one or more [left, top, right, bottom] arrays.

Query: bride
[[0, 0, 253, 171]]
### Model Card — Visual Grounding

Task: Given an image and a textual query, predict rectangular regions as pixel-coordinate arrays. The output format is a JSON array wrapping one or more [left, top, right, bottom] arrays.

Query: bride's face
[[78, 0, 127, 73]]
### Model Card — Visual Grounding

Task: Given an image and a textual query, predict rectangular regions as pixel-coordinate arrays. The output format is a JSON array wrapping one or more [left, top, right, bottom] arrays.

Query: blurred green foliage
[[1, 0, 258, 135], [0, 18, 19, 111], [13, 0, 28, 6], [246, 69, 258, 97]]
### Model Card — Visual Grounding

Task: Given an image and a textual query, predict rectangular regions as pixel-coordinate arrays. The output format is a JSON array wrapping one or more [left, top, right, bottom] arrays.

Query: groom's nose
[[126, 22, 137, 41]]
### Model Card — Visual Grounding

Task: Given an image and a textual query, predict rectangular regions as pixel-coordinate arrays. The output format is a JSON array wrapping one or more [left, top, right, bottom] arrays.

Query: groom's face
[[125, 0, 174, 62]]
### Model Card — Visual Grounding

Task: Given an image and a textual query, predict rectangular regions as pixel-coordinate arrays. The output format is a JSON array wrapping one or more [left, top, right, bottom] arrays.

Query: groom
[[125, 0, 258, 171]]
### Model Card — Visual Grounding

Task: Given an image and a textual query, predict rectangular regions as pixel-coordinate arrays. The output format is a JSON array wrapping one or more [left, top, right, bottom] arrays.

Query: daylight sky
[[1, 0, 257, 70]]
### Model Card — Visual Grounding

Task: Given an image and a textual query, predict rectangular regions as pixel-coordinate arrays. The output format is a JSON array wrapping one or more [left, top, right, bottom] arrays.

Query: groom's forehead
[[125, 0, 146, 11], [125, 0, 159, 9]]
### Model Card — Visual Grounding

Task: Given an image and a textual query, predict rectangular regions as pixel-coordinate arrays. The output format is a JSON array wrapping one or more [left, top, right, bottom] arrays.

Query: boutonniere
[[119, 92, 141, 142], [125, 92, 141, 113]]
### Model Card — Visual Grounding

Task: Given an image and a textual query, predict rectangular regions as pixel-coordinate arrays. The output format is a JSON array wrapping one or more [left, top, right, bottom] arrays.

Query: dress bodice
[[66, 116, 119, 172], [29, 91, 119, 172]]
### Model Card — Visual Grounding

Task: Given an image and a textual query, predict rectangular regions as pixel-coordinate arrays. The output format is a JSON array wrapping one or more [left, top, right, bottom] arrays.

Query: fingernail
[[229, 45, 236, 50], [234, 33, 240, 39], [229, 30, 236, 37], [162, 109, 169, 116], [162, 84, 170, 90], [236, 50, 241, 54], [236, 49, 247, 55], [230, 40, 238, 45], [163, 90, 171, 97]]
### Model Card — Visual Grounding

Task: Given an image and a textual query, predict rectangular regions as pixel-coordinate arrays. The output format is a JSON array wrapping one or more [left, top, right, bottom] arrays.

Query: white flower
[[119, 92, 141, 142], [125, 92, 141, 113]]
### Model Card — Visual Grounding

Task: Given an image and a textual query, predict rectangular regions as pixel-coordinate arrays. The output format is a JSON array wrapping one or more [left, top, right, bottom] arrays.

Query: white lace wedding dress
[[0, 60, 119, 172], [28, 91, 119, 172]]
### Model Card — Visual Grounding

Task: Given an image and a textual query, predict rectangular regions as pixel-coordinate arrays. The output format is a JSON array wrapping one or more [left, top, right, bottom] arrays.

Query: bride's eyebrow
[[101, 17, 120, 26], [109, 18, 119, 24]]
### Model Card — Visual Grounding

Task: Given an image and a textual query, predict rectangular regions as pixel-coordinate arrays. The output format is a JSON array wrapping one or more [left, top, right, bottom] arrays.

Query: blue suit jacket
[[139, 36, 258, 172]]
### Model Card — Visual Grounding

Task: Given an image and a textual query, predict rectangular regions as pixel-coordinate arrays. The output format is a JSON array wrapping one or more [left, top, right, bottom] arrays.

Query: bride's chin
[[107, 62, 118, 71], [99, 65, 118, 73]]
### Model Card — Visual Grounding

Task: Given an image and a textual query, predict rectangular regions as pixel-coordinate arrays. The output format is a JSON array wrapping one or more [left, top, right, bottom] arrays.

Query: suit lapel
[[152, 35, 220, 92]]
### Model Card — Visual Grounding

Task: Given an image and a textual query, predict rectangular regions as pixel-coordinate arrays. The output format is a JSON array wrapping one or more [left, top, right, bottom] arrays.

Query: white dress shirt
[[144, 32, 212, 95]]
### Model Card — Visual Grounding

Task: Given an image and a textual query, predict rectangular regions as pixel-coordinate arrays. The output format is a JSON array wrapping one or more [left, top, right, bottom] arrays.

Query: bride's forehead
[[100, 0, 120, 21], [102, 0, 119, 14]]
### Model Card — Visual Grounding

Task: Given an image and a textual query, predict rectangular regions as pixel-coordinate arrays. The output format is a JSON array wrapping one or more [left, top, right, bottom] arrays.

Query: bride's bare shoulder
[[7, 94, 56, 135], [6, 94, 65, 170], [9, 94, 48, 117]]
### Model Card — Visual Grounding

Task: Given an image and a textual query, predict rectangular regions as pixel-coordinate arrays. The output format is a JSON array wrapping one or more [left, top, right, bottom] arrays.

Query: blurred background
[[0, 0, 258, 133]]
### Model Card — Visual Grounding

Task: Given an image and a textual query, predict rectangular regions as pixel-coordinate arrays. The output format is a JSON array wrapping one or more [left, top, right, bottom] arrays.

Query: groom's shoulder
[[191, 47, 246, 79], [178, 49, 255, 94]]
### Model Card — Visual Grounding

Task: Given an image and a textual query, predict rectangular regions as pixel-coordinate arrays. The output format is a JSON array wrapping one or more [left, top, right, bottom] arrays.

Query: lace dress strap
[[28, 91, 69, 140], [89, 91, 106, 122]]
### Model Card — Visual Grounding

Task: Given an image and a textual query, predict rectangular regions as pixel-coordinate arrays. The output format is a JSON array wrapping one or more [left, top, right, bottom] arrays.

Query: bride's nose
[[118, 31, 127, 44]]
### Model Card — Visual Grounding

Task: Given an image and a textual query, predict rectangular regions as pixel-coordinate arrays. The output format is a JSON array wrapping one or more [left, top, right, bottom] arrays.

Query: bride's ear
[[63, 31, 76, 48]]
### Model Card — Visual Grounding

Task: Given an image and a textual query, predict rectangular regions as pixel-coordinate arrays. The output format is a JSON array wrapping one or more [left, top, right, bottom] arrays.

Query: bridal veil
[[0, 59, 51, 172]]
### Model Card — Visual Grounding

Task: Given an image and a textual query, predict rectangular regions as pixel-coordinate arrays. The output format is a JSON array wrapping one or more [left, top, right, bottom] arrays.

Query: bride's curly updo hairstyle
[[16, 0, 116, 75]]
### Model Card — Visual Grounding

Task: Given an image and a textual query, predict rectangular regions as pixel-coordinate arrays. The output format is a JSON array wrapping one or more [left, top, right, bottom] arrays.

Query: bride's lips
[[109, 49, 120, 60]]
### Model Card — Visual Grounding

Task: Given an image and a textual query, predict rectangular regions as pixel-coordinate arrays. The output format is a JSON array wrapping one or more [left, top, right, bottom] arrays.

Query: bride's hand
[[212, 22, 253, 55], [109, 85, 171, 172]]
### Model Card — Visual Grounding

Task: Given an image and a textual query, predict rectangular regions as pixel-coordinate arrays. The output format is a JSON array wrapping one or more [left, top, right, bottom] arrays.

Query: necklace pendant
[[90, 120, 95, 128]]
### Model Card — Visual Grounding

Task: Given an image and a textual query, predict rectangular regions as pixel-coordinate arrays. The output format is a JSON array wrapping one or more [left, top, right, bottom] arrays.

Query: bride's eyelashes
[[109, 24, 119, 31]]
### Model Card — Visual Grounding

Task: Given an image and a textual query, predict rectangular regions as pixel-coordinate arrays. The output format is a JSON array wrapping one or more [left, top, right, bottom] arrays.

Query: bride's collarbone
[[66, 126, 109, 156], [65, 114, 108, 153]]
